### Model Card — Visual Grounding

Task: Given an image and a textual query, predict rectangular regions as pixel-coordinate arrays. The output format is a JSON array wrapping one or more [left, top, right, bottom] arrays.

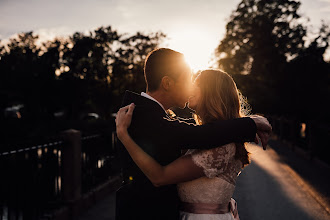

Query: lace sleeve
[[190, 143, 236, 178]]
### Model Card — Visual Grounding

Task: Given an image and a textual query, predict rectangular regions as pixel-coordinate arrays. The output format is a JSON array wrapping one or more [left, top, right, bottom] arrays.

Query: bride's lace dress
[[177, 143, 242, 220]]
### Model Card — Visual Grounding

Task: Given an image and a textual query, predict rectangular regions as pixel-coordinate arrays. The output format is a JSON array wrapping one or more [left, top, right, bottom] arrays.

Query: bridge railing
[[0, 126, 119, 220], [267, 115, 330, 165]]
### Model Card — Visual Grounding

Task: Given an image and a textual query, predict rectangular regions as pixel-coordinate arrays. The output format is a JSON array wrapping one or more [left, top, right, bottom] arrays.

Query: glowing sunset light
[[165, 28, 218, 72]]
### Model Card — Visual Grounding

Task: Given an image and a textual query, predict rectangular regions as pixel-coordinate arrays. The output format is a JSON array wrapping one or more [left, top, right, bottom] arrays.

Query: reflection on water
[[58, 150, 61, 166], [1, 146, 63, 219], [2, 205, 23, 220], [300, 122, 306, 138], [97, 159, 105, 168], [37, 148, 42, 158], [1, 135, 114, 219], [55, 176, 62, 194]]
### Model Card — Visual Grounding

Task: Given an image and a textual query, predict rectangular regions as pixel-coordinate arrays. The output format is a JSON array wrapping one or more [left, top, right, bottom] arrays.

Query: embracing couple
[[115, 48, 272, 220]]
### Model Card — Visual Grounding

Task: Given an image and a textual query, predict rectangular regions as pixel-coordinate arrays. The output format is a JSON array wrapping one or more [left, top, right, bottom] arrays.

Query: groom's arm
[[141, 114, 257, 150], [128, 105, 257, 150]]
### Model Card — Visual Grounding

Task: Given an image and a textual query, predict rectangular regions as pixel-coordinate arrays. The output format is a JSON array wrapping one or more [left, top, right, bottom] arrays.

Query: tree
[[111, 32, 166, 96], [217, 0, 306, 75], [60, 26, 120, 82], [285, 22, 330, 120], [0, 32, 46, 119], [215, 0, 329, 119], [57, 26, 120, 118]]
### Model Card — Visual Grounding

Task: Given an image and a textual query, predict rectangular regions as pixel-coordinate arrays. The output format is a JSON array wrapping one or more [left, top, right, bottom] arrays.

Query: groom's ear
[[161, 76, 173, 91]]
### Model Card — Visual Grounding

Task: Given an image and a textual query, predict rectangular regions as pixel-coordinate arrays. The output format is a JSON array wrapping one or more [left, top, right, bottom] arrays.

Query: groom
[[116, 48, 271, 220]]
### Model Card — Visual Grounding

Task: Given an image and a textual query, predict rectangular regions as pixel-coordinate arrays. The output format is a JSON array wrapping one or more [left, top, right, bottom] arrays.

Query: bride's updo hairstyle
[[193, 69, 251, 168]]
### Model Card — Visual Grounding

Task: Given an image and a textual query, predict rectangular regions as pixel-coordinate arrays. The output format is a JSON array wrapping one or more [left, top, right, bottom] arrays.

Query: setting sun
[[164, 27, 218, 72]]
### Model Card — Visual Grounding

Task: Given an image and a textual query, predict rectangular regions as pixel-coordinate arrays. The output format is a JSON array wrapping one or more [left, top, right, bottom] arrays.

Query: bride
[[116, 69, 252, 220]]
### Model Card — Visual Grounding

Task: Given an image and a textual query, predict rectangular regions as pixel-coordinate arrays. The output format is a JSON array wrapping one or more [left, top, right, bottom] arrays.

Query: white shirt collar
[[140, 92, 166, 112]]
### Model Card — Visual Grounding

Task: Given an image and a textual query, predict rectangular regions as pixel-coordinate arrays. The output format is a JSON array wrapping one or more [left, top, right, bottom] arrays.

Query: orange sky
[[1, 0, 329, 69]]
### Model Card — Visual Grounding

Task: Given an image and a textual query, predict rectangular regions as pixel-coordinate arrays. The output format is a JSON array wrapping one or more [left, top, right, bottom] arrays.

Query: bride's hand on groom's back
[[249, 115, 272, 150], [115, 103, 135, 139]]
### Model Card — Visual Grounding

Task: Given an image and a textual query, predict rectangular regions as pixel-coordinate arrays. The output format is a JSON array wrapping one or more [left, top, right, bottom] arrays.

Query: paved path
[[233, 143, 330, 220], [78, 142, 330, 220], [78, 191, 116, 220]]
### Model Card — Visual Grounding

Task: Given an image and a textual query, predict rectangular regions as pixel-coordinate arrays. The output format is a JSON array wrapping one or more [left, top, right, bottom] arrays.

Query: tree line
[[0, 0, 329, 124], [0, 27, 165, 121]]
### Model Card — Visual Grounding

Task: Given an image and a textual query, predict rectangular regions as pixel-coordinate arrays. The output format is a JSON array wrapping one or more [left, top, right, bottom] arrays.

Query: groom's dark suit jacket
[[115, 90, 256, 220]]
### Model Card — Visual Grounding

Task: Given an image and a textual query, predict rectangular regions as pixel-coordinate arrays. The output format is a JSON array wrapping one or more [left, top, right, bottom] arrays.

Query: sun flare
[[165, 28, 217, 73]]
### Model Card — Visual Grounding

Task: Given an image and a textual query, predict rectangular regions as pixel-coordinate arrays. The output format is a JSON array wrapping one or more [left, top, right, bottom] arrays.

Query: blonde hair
[[193, 69, 251, 167]]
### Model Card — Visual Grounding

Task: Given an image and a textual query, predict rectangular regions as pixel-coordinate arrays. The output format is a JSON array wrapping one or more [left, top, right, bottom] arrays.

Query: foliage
[[215, 0, 330, 120], [0, 26, 166, 120]]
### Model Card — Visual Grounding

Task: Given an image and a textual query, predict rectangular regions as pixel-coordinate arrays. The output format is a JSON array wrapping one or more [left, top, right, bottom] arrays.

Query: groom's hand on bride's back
[[249, 115, 272, 150]]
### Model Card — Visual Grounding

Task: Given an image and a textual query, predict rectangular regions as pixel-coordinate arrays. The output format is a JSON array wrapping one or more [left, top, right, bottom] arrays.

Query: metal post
[[60, 129, 82, 203]]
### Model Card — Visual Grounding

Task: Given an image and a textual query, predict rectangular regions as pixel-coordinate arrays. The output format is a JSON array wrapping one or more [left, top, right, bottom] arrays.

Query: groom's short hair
[[144, 48, 190, 92]]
